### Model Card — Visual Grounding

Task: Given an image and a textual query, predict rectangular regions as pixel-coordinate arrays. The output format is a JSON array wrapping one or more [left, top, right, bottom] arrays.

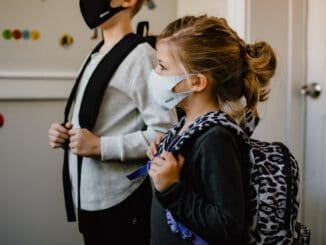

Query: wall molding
[[0, 71, 76, 80], [0, 72, 75, 100]]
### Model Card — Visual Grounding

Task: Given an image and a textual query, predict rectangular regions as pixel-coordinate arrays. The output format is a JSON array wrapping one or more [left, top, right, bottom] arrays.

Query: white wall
[[134, 0, 177, 35], [0, 1, 178, 244], [177, 0, 246, 40], [0, 0, 307, 243], [0, 100, 83, 245], [247, 0, 306, 164], [0, 0, 178, 100], [177, 0, 227, 17]]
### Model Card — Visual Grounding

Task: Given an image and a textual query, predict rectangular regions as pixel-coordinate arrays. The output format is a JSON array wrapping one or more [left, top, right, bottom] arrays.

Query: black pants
[[80, 178, 152, 245]]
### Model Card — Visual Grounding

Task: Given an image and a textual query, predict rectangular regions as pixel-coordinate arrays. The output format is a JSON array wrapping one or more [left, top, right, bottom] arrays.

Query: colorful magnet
[[2, 29, 12, 40], [30, 30, 40, 40], [60, 34, 74, 48], [22, 30, 30, 40], [12, 29, 22, 40]]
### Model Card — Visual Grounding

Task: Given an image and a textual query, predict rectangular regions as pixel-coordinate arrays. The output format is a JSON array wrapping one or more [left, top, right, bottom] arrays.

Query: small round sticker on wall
[[60, 34, 74, 48], [12, 29, 22, 40], [22, 30, 30, 40], [30, 30, 40, 40], [2, 29, 12, 40]]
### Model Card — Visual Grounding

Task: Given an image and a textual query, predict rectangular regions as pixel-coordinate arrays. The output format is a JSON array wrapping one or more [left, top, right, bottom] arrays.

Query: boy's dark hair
[[131, 0, 146, 16]]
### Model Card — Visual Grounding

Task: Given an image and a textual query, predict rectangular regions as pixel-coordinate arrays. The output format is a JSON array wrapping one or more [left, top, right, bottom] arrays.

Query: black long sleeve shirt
[[151, 126, 249, 245]]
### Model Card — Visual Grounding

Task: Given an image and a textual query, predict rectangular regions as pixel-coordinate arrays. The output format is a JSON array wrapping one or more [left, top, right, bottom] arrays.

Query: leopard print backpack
[[128, 110, 310, 244], [156, 110, 310, 244], [221, 110, 310, 244]]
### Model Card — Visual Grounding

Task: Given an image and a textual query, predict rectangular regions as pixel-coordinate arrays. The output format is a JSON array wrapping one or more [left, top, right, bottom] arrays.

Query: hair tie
[[240, 44, 247, 57]]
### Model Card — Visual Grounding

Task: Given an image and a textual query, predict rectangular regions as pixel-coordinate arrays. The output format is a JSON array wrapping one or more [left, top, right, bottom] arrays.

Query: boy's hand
[[48, 122, 72, 148], [146, 133, 163, 160], [149, 151, 185, 192], [68, 128, 100, 157]]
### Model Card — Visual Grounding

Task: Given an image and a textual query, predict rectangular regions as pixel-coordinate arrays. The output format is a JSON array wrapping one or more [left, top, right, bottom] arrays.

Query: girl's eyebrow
[[158, 59, 168, 64]]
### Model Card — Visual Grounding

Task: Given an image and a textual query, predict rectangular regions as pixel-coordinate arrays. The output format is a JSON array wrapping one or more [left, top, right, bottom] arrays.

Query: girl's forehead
[[157, 42, 179, 64], [156, 42, 171, 59]]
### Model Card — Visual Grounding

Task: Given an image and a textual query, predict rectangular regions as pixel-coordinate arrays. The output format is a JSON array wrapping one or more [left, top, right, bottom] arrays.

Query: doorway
[[303, 0, 326, 244]]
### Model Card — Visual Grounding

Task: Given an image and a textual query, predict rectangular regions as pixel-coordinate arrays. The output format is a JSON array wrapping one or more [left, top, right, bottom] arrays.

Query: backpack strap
[[63, 33, 149, 223], [275, 142, 294, 229], [136, 21, 157, 48], [62, 40, 103, 222], [127, 111, 245, 180], [79, 33, 146, 129]]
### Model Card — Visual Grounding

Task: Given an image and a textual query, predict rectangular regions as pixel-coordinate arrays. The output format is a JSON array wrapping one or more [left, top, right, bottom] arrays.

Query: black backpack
[[136, 21, 157, 48]]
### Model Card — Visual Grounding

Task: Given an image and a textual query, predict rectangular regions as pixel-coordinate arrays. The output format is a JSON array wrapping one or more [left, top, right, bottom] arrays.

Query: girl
[[147, 15, 276, 244]]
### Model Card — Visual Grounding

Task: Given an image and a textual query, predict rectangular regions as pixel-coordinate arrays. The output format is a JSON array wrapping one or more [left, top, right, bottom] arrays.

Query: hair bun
[[246, 41, 276, 78], [245, 41, 276, 96]]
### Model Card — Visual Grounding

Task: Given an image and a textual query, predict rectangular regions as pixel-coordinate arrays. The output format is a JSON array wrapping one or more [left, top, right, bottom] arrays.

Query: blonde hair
[[158, 15, 277, 120]]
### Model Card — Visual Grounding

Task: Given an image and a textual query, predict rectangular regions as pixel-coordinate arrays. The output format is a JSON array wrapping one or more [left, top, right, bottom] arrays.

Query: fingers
[[150, 152, 175, 173], [155, 133, 163, 145], [148, 155, 165, 176], [147, 140, 159, 160], [50, 122, 69, 135], [148, 151, 184, 193], [146, 133, 164, 160], [49, 141, 63, 148], [68, 129, 80, 149], [68, 128, 86, 142], [48, 122, 70, 148], [65, 121, 73, 129], [177, 154, 185, 167], [149, 151, 185, 171], [67, 128, 100, 157], [146, 142, 157, 160], [160, 151, 175, 162]]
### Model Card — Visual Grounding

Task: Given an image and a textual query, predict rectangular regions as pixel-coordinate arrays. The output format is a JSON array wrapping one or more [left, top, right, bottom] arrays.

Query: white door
[[303, 0, 326, 244]]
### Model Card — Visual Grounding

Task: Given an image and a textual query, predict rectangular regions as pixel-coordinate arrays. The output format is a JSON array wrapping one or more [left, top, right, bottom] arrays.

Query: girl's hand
[[146, 133, 163, 160], [149, 151, 185, 192]]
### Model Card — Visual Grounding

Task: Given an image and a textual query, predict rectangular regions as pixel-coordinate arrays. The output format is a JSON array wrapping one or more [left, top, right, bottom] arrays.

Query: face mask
[[148, 70, 192, 110], [79, 0, 125, 29]]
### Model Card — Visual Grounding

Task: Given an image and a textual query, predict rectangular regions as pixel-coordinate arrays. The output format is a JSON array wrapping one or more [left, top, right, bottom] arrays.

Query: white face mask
[[148, 70, 192, 110]]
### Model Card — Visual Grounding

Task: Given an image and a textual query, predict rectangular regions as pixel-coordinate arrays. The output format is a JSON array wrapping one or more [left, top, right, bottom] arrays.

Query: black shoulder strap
[[64, 40, 103, 123], [62, 40, 103, 222], [136, 21, 157, 49], [79, 33, 147, 129], [62, 33, 148, 223], [65, 33, 146, 130]]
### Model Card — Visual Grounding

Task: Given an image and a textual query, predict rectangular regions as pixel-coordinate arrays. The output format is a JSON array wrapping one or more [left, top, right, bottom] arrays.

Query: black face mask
[[79, 0, 125, 29]]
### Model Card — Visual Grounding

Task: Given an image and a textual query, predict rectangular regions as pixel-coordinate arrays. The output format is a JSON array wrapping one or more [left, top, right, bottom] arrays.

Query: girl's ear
[[190, 74, 209, 92], [121, 0, 137, 8]]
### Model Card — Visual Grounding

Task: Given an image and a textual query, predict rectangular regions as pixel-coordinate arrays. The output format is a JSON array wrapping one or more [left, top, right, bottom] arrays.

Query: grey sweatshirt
[[68, 42, 177, 211]]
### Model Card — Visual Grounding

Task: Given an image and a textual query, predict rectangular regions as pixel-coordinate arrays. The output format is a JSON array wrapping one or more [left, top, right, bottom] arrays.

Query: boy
[[48, 0, 177, 244]]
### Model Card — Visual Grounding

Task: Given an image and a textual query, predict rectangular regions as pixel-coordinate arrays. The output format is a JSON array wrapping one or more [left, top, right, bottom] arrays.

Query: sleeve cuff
[[100, 136, 122, 161], [155, 181, 185, 209]]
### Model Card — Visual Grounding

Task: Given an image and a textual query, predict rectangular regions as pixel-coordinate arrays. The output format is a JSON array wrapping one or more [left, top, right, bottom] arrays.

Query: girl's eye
[[158, 64, 167, 71]]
